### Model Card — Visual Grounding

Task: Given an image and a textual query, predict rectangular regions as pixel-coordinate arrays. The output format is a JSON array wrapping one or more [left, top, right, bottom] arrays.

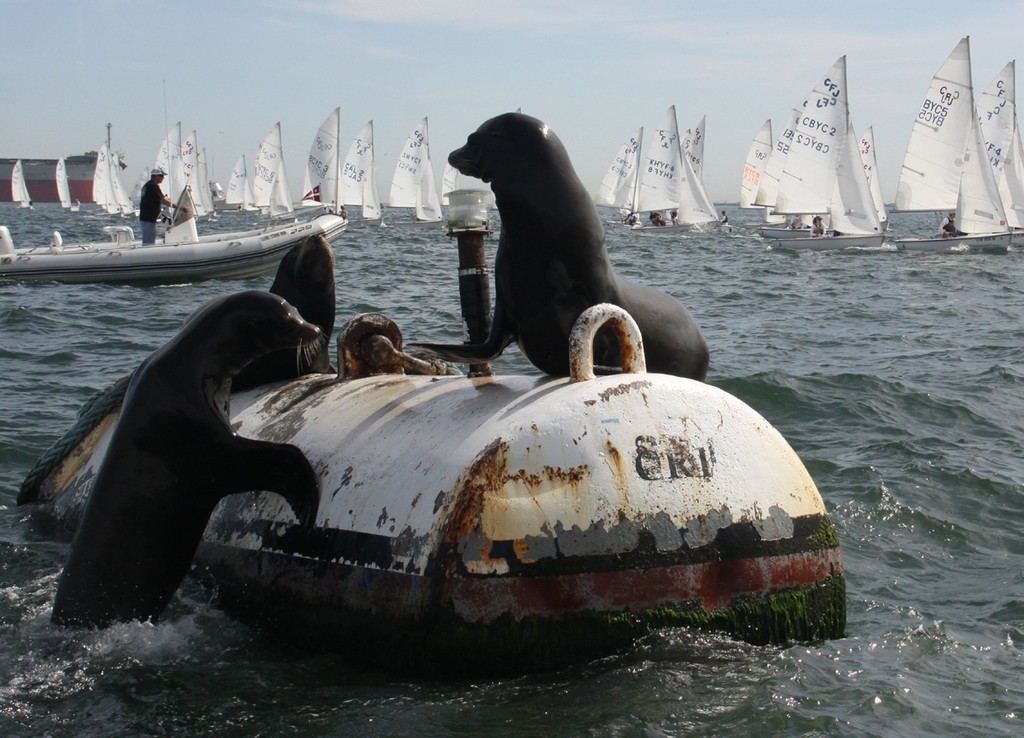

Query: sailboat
[[739, 119, 784, 226], [768, 56, 884, 250], [594, 127, 643, 222], [341, 120, 382, 224], [154, 123, 188, 205], [10, 160, 32, 208], [180, 130, 210, 218], [300, 107, 347, 217], [55, 157, 77, 211], [252, 122, 294, 216], [894, 37, 1010, 253], [388, 117, 442, 225], [753, 109, 811, 238], [999, 117, 1024, 244], [634, 106, 718, 233], [979, 60, 1024, 245], [683, 116, 705, 181], [858, 126, 888, 231], [224, 155, 258, 212], [775, 120, 885, 251], [92, 144, 133, 216]]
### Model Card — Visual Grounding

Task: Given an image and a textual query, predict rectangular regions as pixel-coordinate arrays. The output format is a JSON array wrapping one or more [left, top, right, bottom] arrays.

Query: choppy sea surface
[[1, 203, 1023, 737]]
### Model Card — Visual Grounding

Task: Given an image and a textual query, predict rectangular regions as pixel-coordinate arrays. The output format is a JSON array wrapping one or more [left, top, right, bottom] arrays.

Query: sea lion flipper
[[407, 308, 514, 364], [230, 439, 320, 531]]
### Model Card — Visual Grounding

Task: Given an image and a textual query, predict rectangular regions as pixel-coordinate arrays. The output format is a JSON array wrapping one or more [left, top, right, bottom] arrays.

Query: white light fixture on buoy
[[445, 188, 492, 233]]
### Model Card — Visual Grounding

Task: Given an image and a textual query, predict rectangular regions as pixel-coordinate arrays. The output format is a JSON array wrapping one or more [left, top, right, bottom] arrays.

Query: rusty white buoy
[[32, 304, 844, 676]]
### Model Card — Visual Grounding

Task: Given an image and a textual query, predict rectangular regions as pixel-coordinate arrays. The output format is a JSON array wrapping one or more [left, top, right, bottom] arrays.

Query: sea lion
[[233, 233, 336, 390], [51, 290, 322, 628], [408, 112, 709, 380], [17, 237, 334, 519]]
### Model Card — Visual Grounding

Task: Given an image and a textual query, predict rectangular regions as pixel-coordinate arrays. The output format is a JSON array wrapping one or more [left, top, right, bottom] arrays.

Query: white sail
[[740, 120, 772, 209], [894, 37, 974, 212], [416, 155, 442, 222], [154, 123, 187, 203], [55, 157, 72, 208], [637, 106, 683, 212], [957, 109, 1008, 235], [11, 159, 31, 208], [180, 130, 207, 216], [92, 145, 118, 214], [978, 61, 1015, 175], [775, 56, 849, 214], [110, 158, 133, 216], [979, 61, 1022, 228], [196, 149, 216, 215], [225, 156, 257, 211], [389, 117, 442, 221], [683, 116, 706, 181], [858, 126, 888, 229], [595, 127, 643, 212], [830, 119, 883, 235], [677, 147, 718, 225], [253, 122, 293, 215], [304, 107, 341, 208], [341, 120, 381, 220], [441, 163, 461, 205], [999, 118, 1024, 228]]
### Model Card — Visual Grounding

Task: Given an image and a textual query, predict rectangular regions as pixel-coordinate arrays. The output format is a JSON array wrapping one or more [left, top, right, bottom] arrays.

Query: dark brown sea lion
[[51, 290, 322, 628], [233, 233, 336, 390], [408, 112, 709, 379]]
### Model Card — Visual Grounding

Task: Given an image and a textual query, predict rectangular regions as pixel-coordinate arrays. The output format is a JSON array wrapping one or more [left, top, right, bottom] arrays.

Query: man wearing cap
[[139, 168, 174, 244]]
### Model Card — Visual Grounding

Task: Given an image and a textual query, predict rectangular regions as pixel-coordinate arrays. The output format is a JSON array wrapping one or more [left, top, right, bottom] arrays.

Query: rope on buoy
[[17, 373, 132, 505]]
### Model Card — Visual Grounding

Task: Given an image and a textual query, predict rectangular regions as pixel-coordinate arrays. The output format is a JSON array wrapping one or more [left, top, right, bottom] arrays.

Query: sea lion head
[[182, 290, 325, 376], [270, 234, 336, 337], [449, 112, 568, 186]]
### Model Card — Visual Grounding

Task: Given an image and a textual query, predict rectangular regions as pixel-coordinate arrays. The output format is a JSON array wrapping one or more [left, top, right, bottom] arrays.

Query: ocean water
[[1, 203, 1023, 737]]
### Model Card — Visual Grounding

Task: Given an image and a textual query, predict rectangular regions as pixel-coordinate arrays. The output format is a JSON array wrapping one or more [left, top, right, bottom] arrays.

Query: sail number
[[634, 435, 715, 481]]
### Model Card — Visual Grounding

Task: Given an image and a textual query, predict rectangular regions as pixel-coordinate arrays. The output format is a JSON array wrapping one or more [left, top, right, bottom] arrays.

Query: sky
[[2, 0, 1023, 205]]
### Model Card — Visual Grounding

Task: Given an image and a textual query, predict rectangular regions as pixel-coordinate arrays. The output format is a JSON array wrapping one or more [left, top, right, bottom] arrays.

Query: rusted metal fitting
[[337, 313, 455, 380], [568, 303, 647, 382]]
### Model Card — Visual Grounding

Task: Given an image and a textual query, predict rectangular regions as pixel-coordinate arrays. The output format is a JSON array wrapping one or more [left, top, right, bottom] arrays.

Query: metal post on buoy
[[445, 189, 494, 376]]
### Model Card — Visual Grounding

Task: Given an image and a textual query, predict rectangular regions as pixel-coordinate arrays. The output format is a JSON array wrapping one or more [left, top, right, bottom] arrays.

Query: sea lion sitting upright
[[233, 233, 336, 391], [51, 290, 323, 628], [408, 112, 709, 380]]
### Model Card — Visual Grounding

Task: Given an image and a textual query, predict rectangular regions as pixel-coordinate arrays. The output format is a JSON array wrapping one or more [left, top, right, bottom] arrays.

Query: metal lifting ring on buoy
[[568, 303, 647, 382]]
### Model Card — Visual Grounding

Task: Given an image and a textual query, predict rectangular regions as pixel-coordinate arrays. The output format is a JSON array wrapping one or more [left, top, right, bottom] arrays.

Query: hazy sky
[[3, 0, 1022, 204]]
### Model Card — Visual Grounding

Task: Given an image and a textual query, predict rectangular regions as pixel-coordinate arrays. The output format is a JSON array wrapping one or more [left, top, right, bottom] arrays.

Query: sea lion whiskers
[[296, 329, 326, 375]]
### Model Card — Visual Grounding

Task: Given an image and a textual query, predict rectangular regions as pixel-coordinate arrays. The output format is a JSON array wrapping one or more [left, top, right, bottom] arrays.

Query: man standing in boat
[[140, 168, 173, 245]]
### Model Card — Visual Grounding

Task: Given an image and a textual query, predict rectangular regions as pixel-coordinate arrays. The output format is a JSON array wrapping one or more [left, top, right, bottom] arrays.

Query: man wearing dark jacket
[[139, 168, 173, 244]]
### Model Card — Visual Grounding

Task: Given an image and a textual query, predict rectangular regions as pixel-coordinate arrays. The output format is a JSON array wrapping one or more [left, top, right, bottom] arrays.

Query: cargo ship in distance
[[0, 153, 121, 204]]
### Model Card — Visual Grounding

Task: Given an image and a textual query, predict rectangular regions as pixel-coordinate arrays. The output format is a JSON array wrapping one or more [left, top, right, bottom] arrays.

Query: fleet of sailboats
[[11, 61, 1024, 258]]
